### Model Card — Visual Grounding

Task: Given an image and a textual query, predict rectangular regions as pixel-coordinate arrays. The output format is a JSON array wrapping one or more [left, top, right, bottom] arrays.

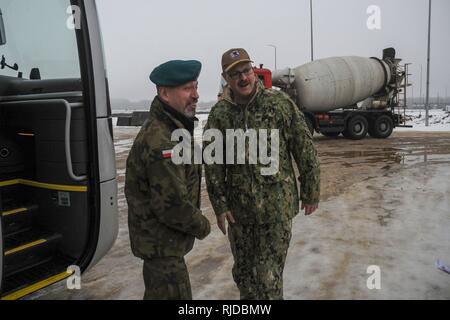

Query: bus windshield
[[0, 0, 80, 80]]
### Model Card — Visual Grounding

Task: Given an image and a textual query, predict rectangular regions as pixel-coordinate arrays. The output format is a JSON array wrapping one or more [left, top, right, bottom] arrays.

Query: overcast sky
[[95, 0, 450, 103]]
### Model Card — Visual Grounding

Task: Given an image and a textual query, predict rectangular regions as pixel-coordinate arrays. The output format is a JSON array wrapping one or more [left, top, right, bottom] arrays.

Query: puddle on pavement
[[317, 137, 450, 167]]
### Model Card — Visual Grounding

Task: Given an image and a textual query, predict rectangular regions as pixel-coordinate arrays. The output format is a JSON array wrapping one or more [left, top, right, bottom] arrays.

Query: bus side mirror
[[0, 9, 6, 45]]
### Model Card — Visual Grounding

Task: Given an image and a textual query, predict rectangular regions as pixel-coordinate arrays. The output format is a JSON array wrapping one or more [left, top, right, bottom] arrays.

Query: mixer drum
[[273, 56, 391, 112]]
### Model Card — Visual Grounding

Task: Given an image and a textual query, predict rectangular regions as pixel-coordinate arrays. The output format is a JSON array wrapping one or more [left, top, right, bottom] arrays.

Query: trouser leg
[[228, 220, 292, 300], [142, 257, 192, 300]]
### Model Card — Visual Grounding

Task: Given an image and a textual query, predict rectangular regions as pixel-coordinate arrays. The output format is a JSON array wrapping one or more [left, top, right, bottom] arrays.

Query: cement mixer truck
[[255, 48, 410, 139]]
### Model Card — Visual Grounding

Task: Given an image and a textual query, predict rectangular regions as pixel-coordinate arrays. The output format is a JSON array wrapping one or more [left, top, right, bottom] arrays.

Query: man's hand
[[302, 203, 319, 216], [217, 211, 235, 235]]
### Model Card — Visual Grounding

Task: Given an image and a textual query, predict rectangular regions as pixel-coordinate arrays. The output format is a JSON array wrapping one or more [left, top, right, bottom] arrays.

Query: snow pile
[[397, 108, 450, 132]]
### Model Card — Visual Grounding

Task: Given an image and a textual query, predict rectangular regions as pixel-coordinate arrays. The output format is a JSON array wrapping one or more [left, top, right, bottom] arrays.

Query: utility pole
[[446, 87, 448, 106], [425, 0, 432, 126], [420, 64, 423, 106], [310, 0, 314, 61]]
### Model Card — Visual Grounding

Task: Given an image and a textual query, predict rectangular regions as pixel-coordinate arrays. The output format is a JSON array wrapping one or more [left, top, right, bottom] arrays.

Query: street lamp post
[[420, 64, 423, 106], [267, 44, 277, 70], [310, 0, 314, 61], [425, 0, 432, 126], [446, 87, 448, 106]]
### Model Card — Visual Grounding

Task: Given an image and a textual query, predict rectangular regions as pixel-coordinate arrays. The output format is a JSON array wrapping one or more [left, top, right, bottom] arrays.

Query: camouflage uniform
[[142, 257, 192, 300], [204, 82, 320, 299], [125, 97, 210, 300]]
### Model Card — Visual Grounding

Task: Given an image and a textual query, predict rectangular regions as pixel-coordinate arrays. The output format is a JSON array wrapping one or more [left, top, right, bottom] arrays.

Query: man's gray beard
[[184, 107, 196, 119]]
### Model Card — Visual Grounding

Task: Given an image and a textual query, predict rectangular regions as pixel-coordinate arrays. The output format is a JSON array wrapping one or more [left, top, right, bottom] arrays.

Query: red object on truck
[[254, 66, 272, 89]]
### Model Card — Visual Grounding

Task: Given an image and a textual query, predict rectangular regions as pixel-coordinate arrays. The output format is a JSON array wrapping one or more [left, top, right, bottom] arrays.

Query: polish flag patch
[[162, 149, 173, 159]]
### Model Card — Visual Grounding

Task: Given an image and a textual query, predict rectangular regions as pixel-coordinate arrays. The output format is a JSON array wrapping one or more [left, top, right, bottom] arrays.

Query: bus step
[[2, 205, 37, 237], [3, 231, 62, 278], [1, 255, 74, 300]]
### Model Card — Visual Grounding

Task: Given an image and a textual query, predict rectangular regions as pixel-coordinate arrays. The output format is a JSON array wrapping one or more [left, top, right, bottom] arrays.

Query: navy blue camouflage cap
[[149, 60, 202, 87]]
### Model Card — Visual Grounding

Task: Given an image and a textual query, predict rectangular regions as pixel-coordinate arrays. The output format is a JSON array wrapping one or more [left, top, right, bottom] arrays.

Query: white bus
[[0, 0, 118, 299]]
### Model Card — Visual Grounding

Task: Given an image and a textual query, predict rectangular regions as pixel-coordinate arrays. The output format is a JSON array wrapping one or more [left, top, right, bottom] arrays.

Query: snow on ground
[[397, 108, 450, 132]]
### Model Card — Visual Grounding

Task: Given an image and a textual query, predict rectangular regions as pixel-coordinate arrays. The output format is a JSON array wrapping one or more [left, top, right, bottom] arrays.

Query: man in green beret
[[125, 60, 211, 300]]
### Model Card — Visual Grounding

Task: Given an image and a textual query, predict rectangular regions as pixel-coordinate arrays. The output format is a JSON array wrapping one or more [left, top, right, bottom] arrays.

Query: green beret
[[150, 60, 202, 87]]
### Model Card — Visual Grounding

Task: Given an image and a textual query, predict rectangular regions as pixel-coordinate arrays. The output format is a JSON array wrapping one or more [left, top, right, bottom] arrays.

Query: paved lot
[[33, 130, 450, 300]]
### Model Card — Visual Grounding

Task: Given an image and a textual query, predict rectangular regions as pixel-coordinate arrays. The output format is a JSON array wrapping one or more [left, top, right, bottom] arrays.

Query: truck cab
[[0, 0, 118, 299]]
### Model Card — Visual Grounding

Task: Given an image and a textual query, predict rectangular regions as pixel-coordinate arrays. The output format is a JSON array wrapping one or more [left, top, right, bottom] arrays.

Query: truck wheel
[[344, 115, 368, 140], [371, 115, 394, 139]]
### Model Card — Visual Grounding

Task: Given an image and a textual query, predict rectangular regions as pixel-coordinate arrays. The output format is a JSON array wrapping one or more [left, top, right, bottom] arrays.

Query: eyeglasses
[[227, 67, 254, 80]]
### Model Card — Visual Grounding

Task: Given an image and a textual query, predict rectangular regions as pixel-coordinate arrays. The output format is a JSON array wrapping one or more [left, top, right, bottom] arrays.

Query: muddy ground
[[32, 130, 450, 300]]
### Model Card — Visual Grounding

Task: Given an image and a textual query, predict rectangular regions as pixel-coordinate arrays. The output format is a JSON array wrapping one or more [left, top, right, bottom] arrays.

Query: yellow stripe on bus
[[1, 271, 74, 300], [19, 179, 87, 192], [2, 207, 29, 217], [0, 179, 87, 192], [5, 239, 47, 256], [0, 179, 20, 187]]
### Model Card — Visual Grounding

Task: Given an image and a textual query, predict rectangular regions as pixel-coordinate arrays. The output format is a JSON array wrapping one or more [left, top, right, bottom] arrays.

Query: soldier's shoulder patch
[[150, 143, 179, 162], [161, 148, 174, 159]]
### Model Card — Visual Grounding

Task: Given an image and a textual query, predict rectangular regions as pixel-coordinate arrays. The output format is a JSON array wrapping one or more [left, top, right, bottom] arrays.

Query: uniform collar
[[151, 97, 197, 134]]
